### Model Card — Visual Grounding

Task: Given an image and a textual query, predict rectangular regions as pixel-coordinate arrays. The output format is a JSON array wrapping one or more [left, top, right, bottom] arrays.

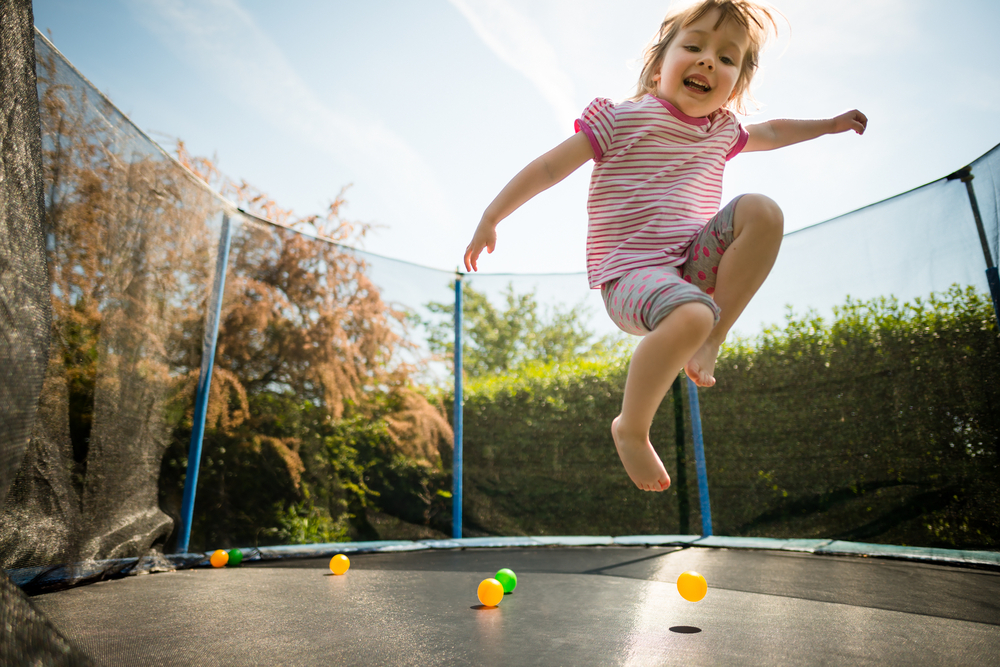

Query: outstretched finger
[[465, 245, 479, 272]]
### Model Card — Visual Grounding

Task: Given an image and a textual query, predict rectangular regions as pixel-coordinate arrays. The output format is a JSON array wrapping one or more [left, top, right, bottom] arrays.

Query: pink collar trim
[[649, 95, 710, 126]]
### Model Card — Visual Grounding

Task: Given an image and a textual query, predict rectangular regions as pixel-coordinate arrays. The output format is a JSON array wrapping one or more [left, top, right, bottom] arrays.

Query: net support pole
[[948, 166, 1000, 328], [452, 273, 464, 539], [685, 377, 713, 537], [672, 375, 690, 534], [176, 214, 233, 554]]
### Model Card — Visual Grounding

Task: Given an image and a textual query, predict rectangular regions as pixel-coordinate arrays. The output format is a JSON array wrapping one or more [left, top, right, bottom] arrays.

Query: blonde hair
[[633, 0, 781, 114]]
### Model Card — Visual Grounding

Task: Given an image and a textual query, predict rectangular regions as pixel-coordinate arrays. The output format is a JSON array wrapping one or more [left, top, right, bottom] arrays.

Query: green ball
[[226, 549, 243, 567], [495, 568, 517, 593]]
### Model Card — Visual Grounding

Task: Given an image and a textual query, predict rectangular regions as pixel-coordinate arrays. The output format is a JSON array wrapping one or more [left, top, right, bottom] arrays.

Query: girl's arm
[[464, 132, 595, 272], [743, 109, 867, 153]]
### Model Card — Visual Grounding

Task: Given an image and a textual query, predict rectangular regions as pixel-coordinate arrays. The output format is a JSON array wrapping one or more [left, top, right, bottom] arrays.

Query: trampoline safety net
[[2, 25, 999, 607]]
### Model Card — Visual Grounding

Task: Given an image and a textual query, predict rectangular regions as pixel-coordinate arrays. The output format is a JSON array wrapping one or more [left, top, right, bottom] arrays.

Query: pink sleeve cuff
[[574, 119, 603, 162], [726, 125, 749, 161]]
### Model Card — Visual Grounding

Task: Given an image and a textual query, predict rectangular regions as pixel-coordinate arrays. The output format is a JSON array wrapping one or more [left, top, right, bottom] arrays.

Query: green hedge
[[459, 286, 1000, 549]]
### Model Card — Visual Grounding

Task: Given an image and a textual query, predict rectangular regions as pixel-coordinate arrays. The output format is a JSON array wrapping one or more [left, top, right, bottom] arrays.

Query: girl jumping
[[463, 0, 867, 493]]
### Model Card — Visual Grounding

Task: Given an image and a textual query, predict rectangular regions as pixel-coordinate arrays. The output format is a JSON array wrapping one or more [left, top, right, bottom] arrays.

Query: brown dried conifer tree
[[0, 41, 453, 568]]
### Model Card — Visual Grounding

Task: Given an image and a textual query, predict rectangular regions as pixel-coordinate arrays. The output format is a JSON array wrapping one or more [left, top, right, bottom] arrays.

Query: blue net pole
[[452, 273, 464, 539], [685, 377, 713, 537], [176, 214, 233, 554], [955, 169, 1000, 328]]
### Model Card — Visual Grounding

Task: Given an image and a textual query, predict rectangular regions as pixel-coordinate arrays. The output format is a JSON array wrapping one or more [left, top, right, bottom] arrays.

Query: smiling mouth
[[684, 78, 711, 93]]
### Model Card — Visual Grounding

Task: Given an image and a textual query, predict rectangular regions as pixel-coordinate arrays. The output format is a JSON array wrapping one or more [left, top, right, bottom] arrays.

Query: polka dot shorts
[[600, 196, 741, 336]]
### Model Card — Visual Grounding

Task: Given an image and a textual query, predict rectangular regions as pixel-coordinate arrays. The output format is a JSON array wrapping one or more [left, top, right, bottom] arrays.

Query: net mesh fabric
[[1, 21, 998, 607], [741, 174, 990, 333], [0, 0, 49, 536], [0, 2, 94, 664], [972, 146, 1000, 265], [1, 31, 226, 577], [459, 151, 1000, 541]]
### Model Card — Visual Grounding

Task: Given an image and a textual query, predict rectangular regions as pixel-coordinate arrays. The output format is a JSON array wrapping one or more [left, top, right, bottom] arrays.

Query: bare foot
[[612, 416, 671, 492], [685, 338, 721, 387]]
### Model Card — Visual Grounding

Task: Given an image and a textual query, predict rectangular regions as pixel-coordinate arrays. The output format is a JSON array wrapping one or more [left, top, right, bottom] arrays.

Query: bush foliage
[[458, 286, 1000, 549]]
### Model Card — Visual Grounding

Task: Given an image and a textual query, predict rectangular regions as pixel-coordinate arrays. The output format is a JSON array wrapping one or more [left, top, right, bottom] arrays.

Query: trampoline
[[4, 10, 1000, 667], [27, 538, 1000, 666]]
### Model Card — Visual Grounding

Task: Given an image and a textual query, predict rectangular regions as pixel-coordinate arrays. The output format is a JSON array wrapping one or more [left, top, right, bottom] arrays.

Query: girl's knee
[[737, 194, 784, 235], [669, 301, 716, 334]]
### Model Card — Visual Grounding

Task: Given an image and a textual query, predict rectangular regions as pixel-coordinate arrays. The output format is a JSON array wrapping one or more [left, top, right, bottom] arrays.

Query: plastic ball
[[477, 578, 504, 607], [226, 549, 243, 567], [495, 568, 517, 593], [329, 554, 350, 575], [209, 549, 229, 568], [677, 570, 707, 602]]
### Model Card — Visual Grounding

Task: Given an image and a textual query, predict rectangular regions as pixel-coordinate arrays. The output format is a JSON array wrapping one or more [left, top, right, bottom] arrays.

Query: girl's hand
[[464, 222, 497, 272], [832, 109, 868, 135]]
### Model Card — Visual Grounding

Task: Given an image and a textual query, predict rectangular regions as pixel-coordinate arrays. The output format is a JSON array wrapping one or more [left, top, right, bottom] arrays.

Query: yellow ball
[[210, 549, 229, 568], [477, 578, 504, 607], [677, 570, 707, 602], [329, 554, 350, 575]]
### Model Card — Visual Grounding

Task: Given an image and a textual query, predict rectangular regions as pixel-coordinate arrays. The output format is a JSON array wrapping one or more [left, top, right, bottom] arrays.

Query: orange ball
[[329, 554, 350, 575], [477, 578, 504, 607], [209, 549, 229, 568], [677, 570, 707, 602]]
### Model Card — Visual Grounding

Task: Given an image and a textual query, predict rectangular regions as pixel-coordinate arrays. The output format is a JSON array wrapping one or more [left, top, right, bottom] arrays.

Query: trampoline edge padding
[[241, 535, 1000, 569], [8, 535, 999, 593]]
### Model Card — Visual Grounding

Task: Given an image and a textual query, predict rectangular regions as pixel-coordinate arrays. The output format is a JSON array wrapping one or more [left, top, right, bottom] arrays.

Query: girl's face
[[652, 9, 749, 118]]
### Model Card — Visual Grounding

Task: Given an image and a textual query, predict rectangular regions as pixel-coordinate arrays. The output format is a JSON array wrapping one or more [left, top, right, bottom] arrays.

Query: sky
[[31, 0, 1000, 279]]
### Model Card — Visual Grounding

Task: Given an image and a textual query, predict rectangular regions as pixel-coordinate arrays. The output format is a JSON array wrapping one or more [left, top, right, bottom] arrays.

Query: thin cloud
[[123, 0, 453, 225], [448, 0, 578, 129]]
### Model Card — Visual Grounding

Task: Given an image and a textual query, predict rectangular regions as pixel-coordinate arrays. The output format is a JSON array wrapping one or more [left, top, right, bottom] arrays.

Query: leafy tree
[[425, 282, 615, 378]]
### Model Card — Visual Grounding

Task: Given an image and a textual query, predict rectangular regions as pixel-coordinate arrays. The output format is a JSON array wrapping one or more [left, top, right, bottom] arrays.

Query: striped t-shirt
[[575, 94, 748, 289]]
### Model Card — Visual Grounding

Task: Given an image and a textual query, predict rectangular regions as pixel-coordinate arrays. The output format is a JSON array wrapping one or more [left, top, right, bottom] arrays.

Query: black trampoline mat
[[32, 546, 1000, 666]]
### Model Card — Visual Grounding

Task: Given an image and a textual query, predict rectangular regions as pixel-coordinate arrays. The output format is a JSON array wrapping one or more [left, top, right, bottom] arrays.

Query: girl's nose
[[698, 58, 714, 71]]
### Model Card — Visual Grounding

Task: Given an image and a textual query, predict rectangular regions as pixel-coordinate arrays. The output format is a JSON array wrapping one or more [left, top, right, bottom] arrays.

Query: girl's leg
[[686, 194, 784, 386], [614, 302, 715, 491]]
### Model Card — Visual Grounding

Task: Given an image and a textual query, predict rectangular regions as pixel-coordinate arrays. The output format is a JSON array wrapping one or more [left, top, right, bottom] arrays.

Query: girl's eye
[[721, 56, 735, 65], [684, 45, 701, 52]]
